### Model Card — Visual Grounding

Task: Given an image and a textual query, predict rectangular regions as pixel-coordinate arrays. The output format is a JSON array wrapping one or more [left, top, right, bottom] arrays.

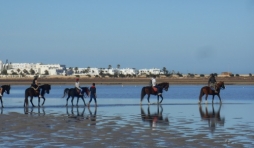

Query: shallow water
[[0, 85, 254, 147]]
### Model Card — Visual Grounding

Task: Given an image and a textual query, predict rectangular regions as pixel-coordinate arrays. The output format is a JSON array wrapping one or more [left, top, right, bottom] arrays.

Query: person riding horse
[[75, 78, 82, 95], [208, 73, 217, 93], [31, 75, 41, 97], [151, 75, 162, 95]]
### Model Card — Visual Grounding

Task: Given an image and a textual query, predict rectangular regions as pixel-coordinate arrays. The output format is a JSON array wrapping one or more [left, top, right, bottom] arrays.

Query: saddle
[[152, 86, 158, 92]]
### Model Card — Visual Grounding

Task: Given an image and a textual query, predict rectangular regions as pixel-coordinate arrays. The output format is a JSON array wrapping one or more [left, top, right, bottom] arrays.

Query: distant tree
[[108, 65, 112, 69], [236, 74, 240, 77], [162, 67, 167, 74], [74, 67, 78, 74], [44, 70, 49, 75], [17, 68, 20, 73], [249, 73, 252, 77], [214, 73, 218, 77], [1, 69, 8, 75], [200, 74, 205, 77], [30, 69, 35, 75], [117, 64, 120, 69], [230, 74, 234, 77], [23, 69, 29, 75], [87, 66, 91, 73]]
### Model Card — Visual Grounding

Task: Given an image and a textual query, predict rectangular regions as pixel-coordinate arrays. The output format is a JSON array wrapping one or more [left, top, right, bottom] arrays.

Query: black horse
[[24, 84, 51, 107], [140, 82, 169, 104], [62, 87, 90, 106], [0, 85, 11, 108]]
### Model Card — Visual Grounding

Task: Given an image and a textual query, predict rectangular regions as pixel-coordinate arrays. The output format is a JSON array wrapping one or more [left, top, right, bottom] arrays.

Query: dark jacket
[[90, 86, 96, 97]]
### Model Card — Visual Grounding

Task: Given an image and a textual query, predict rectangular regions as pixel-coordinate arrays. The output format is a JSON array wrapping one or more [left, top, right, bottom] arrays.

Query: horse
[[198, 81, 225, 104], [24, 84, 51, 107], [140, 82, 169, 104], [0, 85, 11, 108], [62, 87, 90, 106]]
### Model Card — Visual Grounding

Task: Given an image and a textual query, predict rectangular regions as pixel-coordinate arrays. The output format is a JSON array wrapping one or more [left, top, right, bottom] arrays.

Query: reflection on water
[[87, 107, 97, 125], [199, 104, 225, 133], [141, 105, 169, 129], [24, 106, 46, 116]]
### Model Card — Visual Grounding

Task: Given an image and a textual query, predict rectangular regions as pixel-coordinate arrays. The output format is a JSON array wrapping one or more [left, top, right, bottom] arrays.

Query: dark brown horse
[[24, 84, 51, 107], [199, 81, 225, 104], [62, 87, 90, 106], [140, 82, 169, 104], [0, 85, 11, 108]]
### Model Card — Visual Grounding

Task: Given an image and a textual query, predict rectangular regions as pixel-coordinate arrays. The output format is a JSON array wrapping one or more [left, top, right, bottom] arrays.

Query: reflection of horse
[[140, 82, 169, 104], [0, 85, 11, 108], [141, 105, 169, 128], [24, 84, 51, 107], [24, 106, 45, 116], [66, 106, 86, 120], [199, 104, 225, 133], [62, 87, 90, 106], [199, 81, 225, 104]]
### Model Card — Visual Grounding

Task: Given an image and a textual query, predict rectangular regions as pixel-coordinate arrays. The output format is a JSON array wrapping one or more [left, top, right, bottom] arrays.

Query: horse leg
[[80, 97, 86, 106], [41, 97, 46, 106], [71, 97, 74, 106], [147, 94, 150, 104], [38, 97, 40, 107], [159, 95, 164, 104], [205, 94, 208, 104], [217, 94, 222, 104], [30, 96, 35, 107], [76, 97, 79, 106], [66, 96, 70, 106], [0, 97, 3, 108]]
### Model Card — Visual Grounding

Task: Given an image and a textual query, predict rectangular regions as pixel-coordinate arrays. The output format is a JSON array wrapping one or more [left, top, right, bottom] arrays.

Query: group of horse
[[0, 81, 225, 108], [140, 81, 225, 104]]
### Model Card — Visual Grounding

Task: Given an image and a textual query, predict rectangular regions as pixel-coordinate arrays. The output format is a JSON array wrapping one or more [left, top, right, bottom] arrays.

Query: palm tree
[[108, 65, 112, 69], [117, 64, 120, 69], [74, 67, 78, 74], [162, 67, 167, 74]]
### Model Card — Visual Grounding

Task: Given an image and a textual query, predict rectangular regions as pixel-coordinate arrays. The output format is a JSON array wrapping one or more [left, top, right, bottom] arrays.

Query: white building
[[118, 68, 137, 75], [2, 62, 66, 75], [138, 68, 161, 75]]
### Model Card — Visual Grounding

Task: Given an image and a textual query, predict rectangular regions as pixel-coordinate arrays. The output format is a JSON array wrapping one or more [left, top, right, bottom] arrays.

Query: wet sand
[[1, 103, 253, 147]]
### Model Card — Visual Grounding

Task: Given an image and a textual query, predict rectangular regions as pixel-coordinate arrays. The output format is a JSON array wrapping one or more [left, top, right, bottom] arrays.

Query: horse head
[[2, 85, 11, 94], [41, 84, 51, 94], [82, 87, 90, 97], [158, 82, 169, 91], [217, 81, 225, 90]]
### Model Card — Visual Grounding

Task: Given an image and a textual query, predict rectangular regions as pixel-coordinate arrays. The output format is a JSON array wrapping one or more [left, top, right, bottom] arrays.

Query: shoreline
[[1, 76, 254, 85]]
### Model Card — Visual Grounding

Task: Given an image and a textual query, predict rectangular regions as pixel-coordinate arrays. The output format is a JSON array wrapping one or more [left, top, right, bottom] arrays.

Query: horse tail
[[199, 87, 204, 101], [62, 88, 69, 98], [141, 87, 146, 102]]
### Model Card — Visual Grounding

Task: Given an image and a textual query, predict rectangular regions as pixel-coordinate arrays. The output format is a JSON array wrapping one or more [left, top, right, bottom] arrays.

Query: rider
[[151, 75, 162, 95], [75, 77, 82, 95], [208, 73, 217, 93], [31, 75, 41, 97]]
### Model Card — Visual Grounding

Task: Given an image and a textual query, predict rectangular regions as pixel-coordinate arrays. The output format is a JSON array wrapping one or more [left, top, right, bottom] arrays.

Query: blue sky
[[1, 0, 253, 74]]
